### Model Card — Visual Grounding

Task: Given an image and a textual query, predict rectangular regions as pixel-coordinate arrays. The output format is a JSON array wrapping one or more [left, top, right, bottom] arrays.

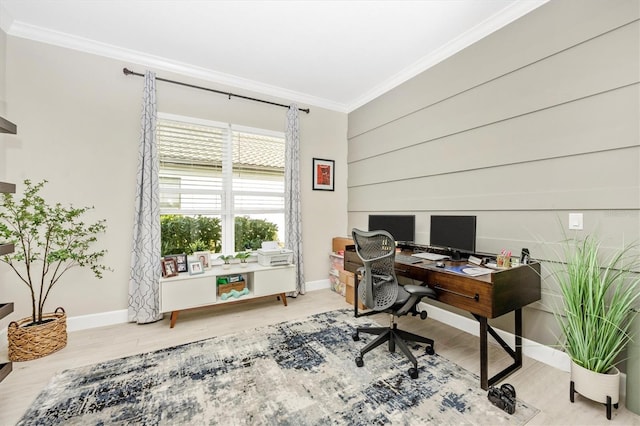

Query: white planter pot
[[570, 360, 619, 419]]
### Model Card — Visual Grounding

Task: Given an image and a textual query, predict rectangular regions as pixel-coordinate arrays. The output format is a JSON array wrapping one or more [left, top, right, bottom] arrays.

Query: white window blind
[[158, 114, 285, 253]]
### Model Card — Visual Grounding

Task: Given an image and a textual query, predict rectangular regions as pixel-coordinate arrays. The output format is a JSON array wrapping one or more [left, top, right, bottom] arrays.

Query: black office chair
[[351, 228, 436, 379]]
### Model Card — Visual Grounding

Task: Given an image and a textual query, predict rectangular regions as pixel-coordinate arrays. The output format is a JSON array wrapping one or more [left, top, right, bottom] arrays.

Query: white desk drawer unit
[[160, 263, 296, 327]]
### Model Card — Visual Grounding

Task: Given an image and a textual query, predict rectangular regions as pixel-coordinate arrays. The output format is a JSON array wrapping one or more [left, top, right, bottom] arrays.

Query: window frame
[[157, 112, 286, 254]]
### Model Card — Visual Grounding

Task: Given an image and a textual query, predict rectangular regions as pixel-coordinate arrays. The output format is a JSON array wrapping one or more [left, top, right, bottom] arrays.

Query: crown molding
[[3, 0, 547, 114], [0, 4, 14, 34], [346, 0, 549, 111], [4, 19, 349, 113]]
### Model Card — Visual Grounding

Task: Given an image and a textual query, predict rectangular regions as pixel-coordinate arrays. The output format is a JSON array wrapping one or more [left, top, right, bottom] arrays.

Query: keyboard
[[412, 252, 450, 261], [395, 254, 423, 264]]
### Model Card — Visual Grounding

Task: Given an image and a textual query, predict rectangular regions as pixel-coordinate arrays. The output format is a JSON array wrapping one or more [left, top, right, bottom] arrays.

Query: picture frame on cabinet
[[188, 260, 204, 275], [164, 253, 187, 273], [193, 251, 211, 269], [161, 258, 179, 277]]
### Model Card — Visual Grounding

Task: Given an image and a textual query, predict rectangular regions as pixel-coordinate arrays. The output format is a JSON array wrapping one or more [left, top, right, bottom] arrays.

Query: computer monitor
[[368, 215, 415, 243], [430, 215, 477, 259]]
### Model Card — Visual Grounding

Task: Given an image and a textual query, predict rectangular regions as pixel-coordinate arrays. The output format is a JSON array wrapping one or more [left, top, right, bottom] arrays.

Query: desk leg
[[353, 274, 360, 317], [515, 308, 523, 368], [474, 309, 524, 390], [479, 316, 489, 390]]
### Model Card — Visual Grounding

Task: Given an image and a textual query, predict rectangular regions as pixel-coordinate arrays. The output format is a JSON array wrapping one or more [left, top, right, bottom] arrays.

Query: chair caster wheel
[[355, 356, 364, 367], [426, 345, 435, 355], [420, 311, 428, 320], [352, 332, 360, 341], [409, 367, 418, 379]]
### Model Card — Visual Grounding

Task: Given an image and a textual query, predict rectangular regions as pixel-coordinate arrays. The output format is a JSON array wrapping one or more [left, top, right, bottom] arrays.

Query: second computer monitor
[[430, 215, 477, 258]]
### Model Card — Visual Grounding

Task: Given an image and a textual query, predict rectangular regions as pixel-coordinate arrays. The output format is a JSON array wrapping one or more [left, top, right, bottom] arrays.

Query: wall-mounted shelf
[[1, 115, 16, 384], [0, 244, 14, 256], [0, 116, 17, 134], [0, 303, 13, 320], [0, 182, 15, 193], [0, 363, 11, 383], [0, 304, 14, 380]]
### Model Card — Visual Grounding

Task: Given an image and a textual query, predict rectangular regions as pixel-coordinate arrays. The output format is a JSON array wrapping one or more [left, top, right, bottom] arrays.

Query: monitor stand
[[451, 250, 462, 261]]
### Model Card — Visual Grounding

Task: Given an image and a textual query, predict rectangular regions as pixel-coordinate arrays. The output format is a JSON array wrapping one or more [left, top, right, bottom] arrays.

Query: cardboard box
[[339, 269, 352, 285], [332, 237, 354, 254], [344, 272, 365, 309]]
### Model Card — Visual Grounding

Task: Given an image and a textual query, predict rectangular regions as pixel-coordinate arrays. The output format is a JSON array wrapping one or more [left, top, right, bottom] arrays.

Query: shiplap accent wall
[[346, 0, 639, 346]]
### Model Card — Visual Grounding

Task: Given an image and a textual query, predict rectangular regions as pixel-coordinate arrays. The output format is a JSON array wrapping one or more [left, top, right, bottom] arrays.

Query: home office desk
[[344, 245, 541, 390]]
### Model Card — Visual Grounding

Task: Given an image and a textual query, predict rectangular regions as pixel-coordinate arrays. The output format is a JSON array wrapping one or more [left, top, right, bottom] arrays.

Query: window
[[158, 113, 285, 255]]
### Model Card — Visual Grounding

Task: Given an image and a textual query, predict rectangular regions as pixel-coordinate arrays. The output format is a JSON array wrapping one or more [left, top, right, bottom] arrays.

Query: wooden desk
[[344, 246, 541, 390]]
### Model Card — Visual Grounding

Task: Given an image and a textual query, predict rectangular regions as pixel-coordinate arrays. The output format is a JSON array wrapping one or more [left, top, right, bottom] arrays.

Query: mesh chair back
[[352, 228, 399, 311]]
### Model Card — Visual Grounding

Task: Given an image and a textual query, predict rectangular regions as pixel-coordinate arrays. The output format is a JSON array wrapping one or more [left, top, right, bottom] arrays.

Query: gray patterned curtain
[[285, 104, 305, 294], [128, 71, 162, 324]]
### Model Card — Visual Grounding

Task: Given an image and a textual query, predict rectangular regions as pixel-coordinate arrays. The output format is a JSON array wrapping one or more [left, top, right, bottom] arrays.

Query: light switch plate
[[569, 213, 583, 230]]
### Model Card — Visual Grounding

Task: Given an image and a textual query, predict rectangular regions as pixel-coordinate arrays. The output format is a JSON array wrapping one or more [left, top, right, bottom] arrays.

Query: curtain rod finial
[[123, 67, 132, 75]]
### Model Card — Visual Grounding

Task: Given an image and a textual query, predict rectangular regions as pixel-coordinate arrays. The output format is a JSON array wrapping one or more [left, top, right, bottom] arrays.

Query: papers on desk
[[444, 265, 493, 276], [461, 267, 494, 276], [412, 252, 450, 261]]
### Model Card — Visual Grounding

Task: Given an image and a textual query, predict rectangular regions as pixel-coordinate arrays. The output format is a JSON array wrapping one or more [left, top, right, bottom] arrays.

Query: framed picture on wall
[[312, 158, 334, 191]]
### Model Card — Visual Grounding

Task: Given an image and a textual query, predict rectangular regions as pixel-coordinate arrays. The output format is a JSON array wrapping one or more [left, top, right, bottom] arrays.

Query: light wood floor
[[0, 289, 639, 425]]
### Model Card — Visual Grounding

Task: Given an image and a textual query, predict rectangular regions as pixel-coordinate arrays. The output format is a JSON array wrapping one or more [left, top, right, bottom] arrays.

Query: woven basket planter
[[8, 307, 67, 362]]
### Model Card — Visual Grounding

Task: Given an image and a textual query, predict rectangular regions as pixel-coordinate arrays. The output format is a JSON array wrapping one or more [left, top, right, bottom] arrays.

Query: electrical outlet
[[569, 213, 583, 230]]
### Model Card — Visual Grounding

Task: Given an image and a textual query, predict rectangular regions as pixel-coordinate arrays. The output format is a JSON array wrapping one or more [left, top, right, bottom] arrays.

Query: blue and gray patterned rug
[[18, 309, 538, 425]]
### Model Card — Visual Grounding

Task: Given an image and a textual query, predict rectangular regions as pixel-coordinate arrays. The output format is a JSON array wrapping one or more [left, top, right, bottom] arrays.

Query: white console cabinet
[[160, 263, 295, 327]]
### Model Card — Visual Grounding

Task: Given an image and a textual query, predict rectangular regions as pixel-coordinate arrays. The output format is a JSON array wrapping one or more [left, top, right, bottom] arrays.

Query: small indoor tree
[[0, 179, 109, 325]]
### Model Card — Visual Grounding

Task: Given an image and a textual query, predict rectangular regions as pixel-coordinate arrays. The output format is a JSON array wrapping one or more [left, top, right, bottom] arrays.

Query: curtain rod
[[122, 67, 310, 114]]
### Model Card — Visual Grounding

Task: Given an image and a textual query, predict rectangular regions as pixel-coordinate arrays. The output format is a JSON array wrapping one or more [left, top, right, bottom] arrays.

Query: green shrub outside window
[[161, 215, 278, 256]]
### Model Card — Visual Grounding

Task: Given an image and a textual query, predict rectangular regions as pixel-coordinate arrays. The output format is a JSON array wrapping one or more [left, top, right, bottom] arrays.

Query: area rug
[[18, 309, 539, 425]]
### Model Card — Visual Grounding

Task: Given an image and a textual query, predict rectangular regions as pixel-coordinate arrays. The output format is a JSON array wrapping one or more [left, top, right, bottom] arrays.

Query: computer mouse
[[435, 261, 445, 268]]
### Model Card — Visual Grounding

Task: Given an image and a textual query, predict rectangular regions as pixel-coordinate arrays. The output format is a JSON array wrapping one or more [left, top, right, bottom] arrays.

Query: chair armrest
[[404, 284, 437, 300]]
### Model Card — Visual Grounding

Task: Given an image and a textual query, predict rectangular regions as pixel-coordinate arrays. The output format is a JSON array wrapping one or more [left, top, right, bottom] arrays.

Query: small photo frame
[[165, 254, 188, 273], [188, 260, 204, 275], [312, 158, 334, 191], [193, 251, 211, 269], [161, 258, 178, 278]]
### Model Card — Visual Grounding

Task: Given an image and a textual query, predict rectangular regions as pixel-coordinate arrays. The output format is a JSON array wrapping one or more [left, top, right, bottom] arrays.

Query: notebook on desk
[[444, 265, 493, 276], [412, 252, 450, 261]]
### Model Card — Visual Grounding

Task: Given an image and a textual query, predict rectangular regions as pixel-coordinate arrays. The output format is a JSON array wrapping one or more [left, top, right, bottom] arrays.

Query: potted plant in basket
[[0, 180, 109, 361], [550, 233, 640, 419]]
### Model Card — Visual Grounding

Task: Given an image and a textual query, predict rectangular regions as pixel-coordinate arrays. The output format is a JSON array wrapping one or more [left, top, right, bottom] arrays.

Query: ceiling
[[0, 0, 548, 112]]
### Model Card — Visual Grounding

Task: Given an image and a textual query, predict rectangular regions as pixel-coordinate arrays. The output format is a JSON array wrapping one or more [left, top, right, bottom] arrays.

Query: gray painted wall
[[346, 0, 640, 354], [1, 33, 348, 321]]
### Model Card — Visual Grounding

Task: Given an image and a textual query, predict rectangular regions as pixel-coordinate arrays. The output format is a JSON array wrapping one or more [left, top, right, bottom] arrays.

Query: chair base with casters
[[352, 285, 436, 379]]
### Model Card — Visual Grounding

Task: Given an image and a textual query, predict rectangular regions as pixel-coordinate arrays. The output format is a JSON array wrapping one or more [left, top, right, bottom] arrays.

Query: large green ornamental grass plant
[[0, 180, 109, 325], [553, 235, 640, 373]]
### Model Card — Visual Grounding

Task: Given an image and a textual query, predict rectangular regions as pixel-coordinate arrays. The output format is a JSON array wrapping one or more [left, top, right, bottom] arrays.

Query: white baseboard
[[417, 302, 571, 372], [66, 280, 332, 331], [66, 309, 129, 332], [417, 301, 628, 400], [2, 284, 627, 401], [305, 278, 331, 292]]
